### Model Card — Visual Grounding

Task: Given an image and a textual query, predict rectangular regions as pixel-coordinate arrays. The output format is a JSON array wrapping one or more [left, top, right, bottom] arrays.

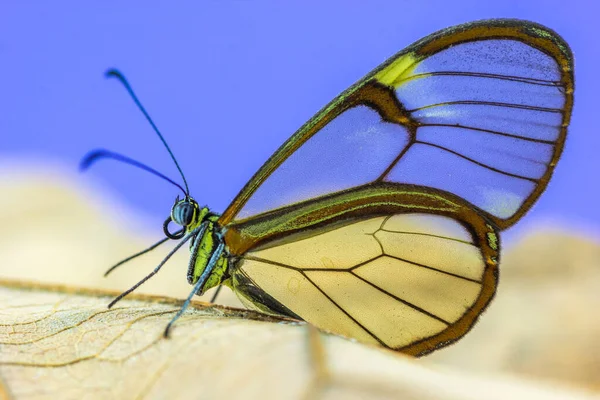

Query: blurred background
[[1, 0, 598, 396], [1, 1, 598, 240]]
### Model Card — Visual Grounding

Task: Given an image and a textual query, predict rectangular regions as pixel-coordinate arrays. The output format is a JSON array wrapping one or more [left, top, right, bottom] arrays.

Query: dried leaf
[[1, 280, 597, 400]]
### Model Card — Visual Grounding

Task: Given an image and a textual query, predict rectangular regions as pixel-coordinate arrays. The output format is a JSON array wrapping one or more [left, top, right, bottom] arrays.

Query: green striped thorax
[[169, 197, 229, 295]]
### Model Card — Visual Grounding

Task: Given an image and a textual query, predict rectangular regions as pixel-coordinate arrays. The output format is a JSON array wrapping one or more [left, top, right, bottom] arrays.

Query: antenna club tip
[[105, 68, 123, 79], [78, 149, 104, 172]]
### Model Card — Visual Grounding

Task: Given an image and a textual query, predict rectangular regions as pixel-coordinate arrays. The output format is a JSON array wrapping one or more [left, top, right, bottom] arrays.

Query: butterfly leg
[[209, 285, 223, 303], [163, 239, 225, 338]]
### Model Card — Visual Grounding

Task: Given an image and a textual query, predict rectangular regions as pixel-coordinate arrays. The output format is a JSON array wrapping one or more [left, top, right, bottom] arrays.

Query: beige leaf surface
[[0, 280, 598, 400], [0, 166, 599, 399]]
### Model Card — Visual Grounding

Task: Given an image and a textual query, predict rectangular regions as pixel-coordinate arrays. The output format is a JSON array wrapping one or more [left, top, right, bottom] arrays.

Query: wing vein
[[419, 123, 556, 144], [377, 139, 416, 181], [243, 255, 376, 272], [371, 254, 482, 284], [414, 140, 539, 182], [377, 229, 475, 246], [242, 255, 303, 271], [351, 271, 451, 325], [396, 71, 563, 87], [408, 101, 564, 114], [301, 271, 387, 346]]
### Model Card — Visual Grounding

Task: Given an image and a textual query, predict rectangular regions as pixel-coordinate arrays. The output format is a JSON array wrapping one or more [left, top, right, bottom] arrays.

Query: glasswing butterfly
[[82, 19, 573, 356]]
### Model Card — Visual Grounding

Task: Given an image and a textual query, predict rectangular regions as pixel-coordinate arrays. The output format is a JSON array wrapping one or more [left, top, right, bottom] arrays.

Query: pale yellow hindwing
[[233, 213, 490, 350]]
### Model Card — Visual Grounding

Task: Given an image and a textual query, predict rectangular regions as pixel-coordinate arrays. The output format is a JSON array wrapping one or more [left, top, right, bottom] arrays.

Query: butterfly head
[[164, 196, 210, 239], [171, 196, 199, 226]]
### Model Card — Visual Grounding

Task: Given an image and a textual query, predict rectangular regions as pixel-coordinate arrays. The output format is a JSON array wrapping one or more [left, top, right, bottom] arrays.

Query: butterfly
[[82, 19, 573, 356]]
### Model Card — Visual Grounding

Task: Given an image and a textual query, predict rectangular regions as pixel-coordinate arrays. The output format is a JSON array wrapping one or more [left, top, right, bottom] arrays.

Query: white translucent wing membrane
[[236, 106, 410, 219]]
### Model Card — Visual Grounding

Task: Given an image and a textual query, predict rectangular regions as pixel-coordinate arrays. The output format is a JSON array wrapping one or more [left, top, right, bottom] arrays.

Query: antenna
[[80, 149, 187, 194], [105, 69, 190, 195]]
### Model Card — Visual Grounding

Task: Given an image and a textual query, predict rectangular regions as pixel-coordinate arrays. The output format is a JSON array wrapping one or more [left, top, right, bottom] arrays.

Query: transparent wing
[[220, 19, 573, 230], [230, 211, 499, 356]]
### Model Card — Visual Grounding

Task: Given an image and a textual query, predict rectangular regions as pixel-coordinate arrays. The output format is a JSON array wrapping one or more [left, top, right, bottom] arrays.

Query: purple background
[[1, 1, 597, 242]]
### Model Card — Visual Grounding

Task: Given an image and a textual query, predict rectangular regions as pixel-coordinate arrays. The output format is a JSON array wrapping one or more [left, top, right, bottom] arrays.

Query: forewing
[[220, 19, 573, 230]]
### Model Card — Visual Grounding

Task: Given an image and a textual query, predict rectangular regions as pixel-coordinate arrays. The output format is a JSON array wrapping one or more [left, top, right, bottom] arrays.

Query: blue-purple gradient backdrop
[[1, 1, 598, 241]]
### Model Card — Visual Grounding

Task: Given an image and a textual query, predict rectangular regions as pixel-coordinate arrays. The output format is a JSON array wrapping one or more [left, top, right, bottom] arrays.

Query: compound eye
[[173, 202, 195, 226]]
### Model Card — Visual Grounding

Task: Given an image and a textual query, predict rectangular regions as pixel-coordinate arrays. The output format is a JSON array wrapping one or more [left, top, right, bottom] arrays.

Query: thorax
[[187, 210, 229, 294]]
